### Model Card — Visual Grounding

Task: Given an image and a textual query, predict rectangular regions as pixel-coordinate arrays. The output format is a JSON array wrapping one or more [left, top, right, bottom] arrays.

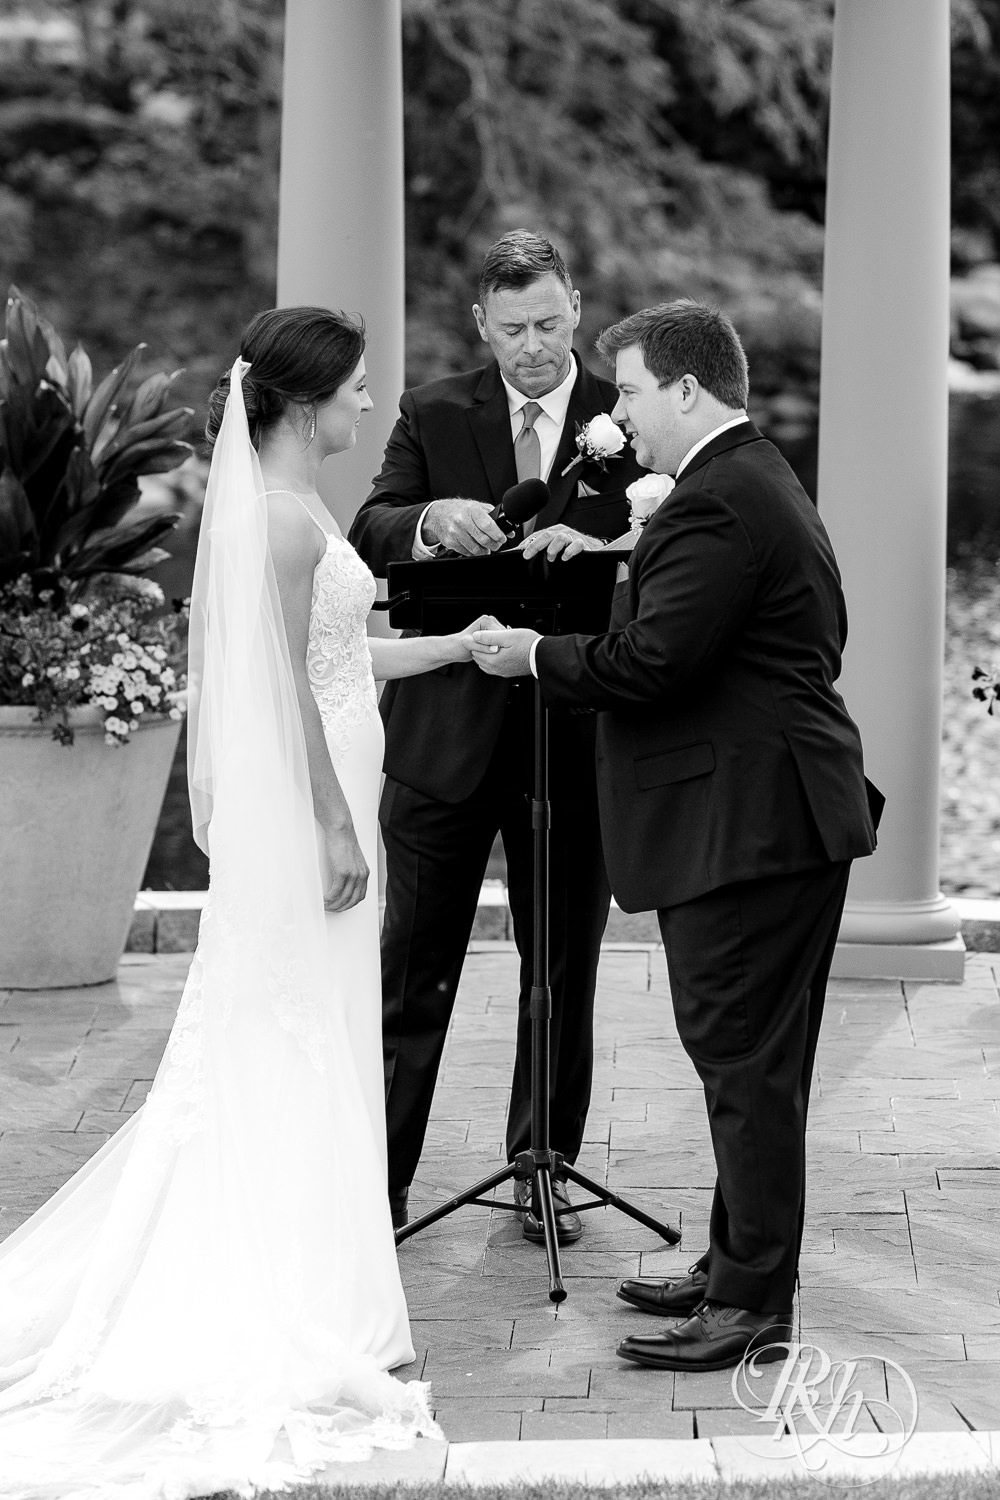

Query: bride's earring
[[306, 406, 317, 444]]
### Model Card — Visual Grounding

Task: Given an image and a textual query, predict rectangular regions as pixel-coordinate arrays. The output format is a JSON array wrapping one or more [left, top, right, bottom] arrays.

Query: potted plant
[[0, 285, 193, 987]]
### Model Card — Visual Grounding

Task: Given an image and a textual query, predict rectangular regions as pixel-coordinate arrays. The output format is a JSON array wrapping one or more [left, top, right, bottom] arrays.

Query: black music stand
[[381, 550, 680, 1303]]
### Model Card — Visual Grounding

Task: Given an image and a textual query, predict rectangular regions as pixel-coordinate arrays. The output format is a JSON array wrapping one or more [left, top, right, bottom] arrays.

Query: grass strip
[[209, 1471, 1000, 1500]]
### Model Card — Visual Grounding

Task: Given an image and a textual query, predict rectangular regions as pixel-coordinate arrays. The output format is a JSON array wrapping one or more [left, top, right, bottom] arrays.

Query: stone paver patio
[[2, 937, 1000, 1481]]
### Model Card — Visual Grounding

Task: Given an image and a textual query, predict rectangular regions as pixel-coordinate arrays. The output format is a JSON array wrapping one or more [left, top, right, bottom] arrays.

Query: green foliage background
[[1, 0, 997, 499], [3, 0, 1000, 892]]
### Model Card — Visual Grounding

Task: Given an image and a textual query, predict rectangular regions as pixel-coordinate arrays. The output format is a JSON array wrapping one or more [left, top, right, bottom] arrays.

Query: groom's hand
[[424, 497, 507, 556], [470, 628, 539, 677]]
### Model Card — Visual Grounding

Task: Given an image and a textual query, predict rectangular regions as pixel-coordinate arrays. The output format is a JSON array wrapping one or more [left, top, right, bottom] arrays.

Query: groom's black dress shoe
[[388, 1186, 408, 1231], [616, 1300, 793, 1372], [617, 1266, 708, 1317], [513, 1178, 583, 1244]]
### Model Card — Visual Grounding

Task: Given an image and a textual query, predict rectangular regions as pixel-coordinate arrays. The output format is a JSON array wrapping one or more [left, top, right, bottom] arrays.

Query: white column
[[818, 0, 962, 979], [278, 0, 405, 914], [277, 0, 404, 536]]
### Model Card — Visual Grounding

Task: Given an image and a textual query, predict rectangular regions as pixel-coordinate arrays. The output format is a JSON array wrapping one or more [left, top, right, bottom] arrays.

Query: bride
[[0, 306, 490, 1498]]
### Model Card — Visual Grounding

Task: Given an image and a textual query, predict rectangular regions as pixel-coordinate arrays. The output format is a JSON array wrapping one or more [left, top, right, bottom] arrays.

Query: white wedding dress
[[0, 375, 440, 1497]]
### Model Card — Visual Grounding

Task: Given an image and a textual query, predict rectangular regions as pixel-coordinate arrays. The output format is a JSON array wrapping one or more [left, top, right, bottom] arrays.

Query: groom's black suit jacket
[[535, 420, 877, 912], [349, 353, 642, 800]]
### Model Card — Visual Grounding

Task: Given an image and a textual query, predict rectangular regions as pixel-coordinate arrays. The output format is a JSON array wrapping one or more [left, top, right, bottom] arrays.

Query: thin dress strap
[[264, 487, 338, 540]]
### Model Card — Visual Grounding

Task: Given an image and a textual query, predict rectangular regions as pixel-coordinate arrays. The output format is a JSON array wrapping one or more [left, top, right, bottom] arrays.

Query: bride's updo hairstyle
[[205, 305, 366, 449]]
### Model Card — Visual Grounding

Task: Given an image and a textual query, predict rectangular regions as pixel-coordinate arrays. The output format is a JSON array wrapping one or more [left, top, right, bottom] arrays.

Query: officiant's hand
[[470, 627, 539, 677], [424, 498, 507, 556], [519, 524, 605, 561]]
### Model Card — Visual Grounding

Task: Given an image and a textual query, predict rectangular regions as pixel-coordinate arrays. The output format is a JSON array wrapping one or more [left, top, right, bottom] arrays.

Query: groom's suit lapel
[[671, 419, 763, 488], [466, 362, 517, 507], [624, 421, 764, 600]]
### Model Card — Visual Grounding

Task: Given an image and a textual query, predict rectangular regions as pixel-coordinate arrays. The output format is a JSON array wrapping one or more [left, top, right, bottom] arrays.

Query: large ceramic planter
[[0, 706, 182, 988]]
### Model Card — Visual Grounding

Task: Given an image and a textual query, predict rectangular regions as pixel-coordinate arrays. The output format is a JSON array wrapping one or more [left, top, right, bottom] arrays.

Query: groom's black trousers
[[379, 689, 612, 1191], [657, 860, 852, 1313]]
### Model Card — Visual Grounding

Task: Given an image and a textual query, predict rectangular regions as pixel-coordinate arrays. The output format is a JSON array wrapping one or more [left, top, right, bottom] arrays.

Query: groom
[[472, 299, 880, 1372]]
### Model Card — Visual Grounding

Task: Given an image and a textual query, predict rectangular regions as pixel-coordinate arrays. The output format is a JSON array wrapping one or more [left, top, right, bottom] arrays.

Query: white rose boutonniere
[[560, 411, 627, 477], [626, 473, 675, 531]]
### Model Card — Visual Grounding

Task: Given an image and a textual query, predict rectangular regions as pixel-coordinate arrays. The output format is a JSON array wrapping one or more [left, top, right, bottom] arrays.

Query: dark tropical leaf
[[65, 346, 93, 419], [95, 408, 194, 471], [1, 289, 190, 592], [89, 408, 124, 466], [56, 446, 101, 516], [38, 315, 68, 379], [45, 354, 68, 388], [67, 511, 180, 576], [81, 343, 146, 450], [3, 289, 51, 388], [118, 546, 172, 572], [48, 453, 104, 555], [0, 468, 37, 558], [100, 437, 194, 486], [54, 474, 142, 552], [0, 385, 76, 485], [117, 370, 185, 431]]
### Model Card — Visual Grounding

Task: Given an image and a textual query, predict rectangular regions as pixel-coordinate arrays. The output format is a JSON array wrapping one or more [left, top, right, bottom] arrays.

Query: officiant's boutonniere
[[627, 473, 675, 532], [560, 412, 626, 477]]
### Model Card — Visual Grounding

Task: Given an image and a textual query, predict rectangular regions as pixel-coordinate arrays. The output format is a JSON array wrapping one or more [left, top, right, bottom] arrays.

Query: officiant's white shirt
[[412, 361, 579, 559]]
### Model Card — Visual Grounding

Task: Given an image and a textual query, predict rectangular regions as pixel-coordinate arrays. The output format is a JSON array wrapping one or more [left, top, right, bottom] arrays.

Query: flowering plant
[[972, 665, 1000, 714], [560, 411, 626, 476], [627, 473, 675, 530], [0, 573, 187, 745], [0, 285, 193, 744]]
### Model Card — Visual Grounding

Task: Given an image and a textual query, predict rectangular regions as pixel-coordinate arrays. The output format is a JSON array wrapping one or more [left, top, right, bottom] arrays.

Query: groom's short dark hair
[[479, 230, 574, 303], [596, 300, 749, 410]]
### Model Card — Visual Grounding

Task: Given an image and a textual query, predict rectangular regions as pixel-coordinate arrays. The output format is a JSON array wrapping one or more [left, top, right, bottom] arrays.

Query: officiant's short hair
[[479, 230, 573, 303], [597, 300, 749, 411]]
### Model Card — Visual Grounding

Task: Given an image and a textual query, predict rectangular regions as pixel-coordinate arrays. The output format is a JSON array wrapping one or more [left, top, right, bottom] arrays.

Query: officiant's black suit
[[535, 420, 878, 1311], [349, 352, 643, 1195]]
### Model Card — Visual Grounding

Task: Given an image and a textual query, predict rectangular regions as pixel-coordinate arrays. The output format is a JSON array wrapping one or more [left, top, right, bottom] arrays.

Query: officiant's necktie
[[514, 401, 542, 533]]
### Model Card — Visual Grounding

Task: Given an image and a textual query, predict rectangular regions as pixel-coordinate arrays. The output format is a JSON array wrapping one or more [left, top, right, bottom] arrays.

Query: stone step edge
[[128, 888, 1000, 955], [318, 1431, 1000, 1485]]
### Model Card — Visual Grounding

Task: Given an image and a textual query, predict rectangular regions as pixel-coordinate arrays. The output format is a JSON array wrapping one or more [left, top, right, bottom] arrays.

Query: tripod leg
[[531, 1163, 567, 1304], [560, 1163, 681, 1244], [394, 1160, 517, 1244]]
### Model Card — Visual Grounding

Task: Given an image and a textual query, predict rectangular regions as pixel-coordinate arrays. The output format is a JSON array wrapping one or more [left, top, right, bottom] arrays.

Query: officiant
[[349, 230, 644, 1240]]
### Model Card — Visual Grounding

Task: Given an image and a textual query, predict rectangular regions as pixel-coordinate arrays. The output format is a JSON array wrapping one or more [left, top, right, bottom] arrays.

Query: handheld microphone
[[493, 477, 549, 542]]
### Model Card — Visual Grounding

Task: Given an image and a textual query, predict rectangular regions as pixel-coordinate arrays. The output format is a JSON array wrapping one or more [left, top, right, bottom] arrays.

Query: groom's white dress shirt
[[672, 413, 748, 478]]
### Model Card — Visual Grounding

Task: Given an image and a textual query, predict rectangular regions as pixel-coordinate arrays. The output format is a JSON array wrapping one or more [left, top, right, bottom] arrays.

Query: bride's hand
[[447, 613, 505, 661], [320, 820, 369, 912]]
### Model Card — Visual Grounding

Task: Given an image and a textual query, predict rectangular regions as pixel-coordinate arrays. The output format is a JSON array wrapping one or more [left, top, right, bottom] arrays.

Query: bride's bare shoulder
[[263, 489, 326, 566]]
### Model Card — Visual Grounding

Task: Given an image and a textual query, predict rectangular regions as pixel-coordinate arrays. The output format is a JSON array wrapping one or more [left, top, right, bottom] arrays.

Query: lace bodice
[[306, 535, 379, 759]]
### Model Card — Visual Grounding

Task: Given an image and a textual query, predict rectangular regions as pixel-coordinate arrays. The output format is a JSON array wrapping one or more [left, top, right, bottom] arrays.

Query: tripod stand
[[383, 551, 680, 1302]]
